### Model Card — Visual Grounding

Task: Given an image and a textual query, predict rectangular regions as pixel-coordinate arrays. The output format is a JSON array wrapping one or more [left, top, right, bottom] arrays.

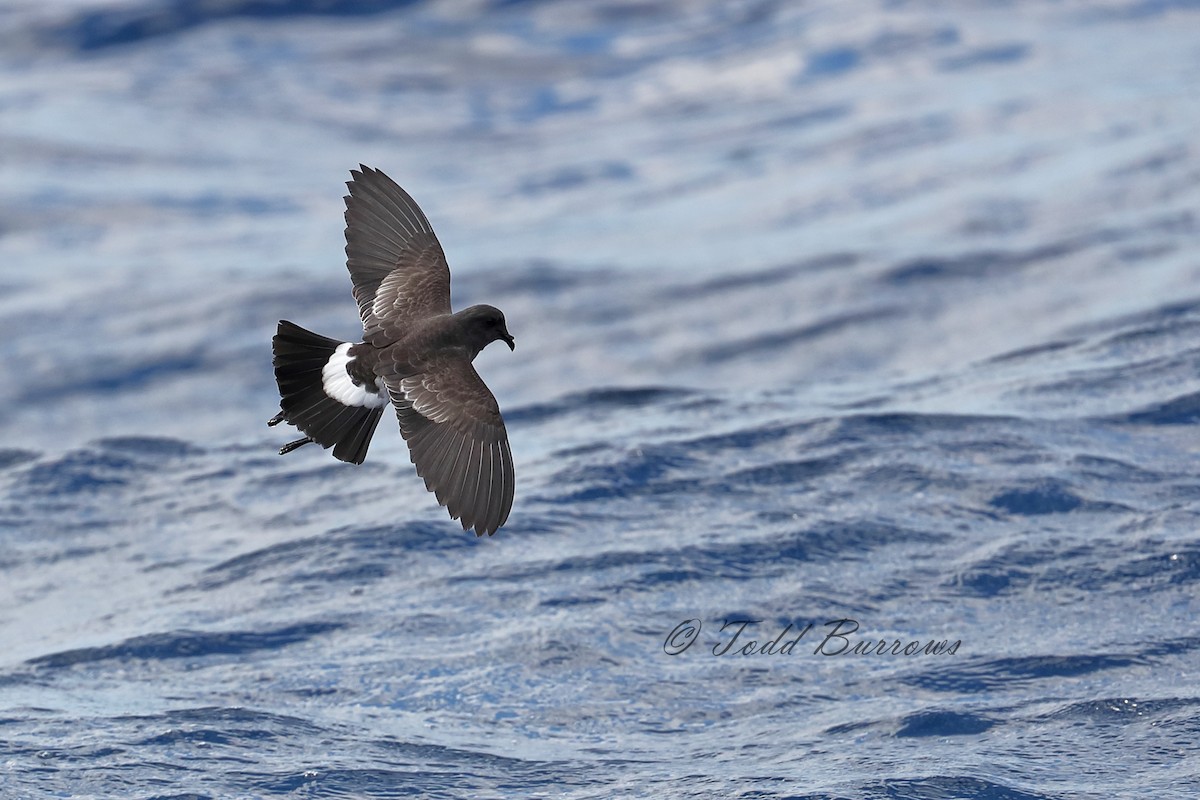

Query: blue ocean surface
[[2, 1, 1200, 797]]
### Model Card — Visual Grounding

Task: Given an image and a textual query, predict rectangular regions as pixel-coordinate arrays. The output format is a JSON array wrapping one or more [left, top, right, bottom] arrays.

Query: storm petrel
[[269, 166, 516, 536]]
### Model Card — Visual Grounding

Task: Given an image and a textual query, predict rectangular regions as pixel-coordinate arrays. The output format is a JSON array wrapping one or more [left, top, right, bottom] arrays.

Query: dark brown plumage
[[269, 166, 516, 536]]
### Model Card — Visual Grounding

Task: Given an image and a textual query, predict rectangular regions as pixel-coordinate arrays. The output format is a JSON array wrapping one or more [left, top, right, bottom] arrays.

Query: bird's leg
[[267, 411, 285, 427], [279, 437, 313, 455]]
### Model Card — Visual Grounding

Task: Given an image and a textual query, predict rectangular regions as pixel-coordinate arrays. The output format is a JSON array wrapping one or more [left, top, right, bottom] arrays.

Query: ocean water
[[2, 0, 1200, 797]]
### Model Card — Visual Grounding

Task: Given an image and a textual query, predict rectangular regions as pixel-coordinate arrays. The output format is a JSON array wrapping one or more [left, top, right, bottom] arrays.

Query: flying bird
[[268, 166, 516, 536]]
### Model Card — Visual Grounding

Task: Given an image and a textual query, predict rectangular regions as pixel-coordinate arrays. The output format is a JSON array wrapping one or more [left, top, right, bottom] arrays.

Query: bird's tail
[[269, 320, 384, 465]]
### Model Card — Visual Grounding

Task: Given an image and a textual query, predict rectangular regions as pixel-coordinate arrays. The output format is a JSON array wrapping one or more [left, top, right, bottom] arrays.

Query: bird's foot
[[279, 437, 313, 455]]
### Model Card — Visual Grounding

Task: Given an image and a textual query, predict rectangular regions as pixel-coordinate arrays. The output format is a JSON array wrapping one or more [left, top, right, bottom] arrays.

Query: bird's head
[[459, 304, 515, 355]]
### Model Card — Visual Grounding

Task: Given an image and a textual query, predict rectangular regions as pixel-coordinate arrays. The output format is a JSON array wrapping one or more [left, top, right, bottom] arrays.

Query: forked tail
[[269, 320, 385, 465]]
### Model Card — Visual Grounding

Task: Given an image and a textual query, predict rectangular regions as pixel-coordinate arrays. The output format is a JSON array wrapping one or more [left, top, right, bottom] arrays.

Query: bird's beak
[[502, 333, 515, 351]]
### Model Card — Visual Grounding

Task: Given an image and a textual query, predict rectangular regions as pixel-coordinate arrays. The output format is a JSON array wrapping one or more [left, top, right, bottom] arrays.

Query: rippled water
[[3, 1, 1200, 797]]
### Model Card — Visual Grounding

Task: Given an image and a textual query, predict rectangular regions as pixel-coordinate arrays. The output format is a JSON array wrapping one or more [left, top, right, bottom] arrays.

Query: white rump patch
[[322, 344, 388, 409]]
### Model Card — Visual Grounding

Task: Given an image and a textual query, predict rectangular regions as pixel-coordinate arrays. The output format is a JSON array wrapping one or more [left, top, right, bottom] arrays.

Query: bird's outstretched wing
[[383, 355, 514, 536], [344, 165, 451, 344]]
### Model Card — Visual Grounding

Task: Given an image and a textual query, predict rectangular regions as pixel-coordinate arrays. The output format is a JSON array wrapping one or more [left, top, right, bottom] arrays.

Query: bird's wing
[[383, 354, 514, 536], [344, 165, 451, 344]]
